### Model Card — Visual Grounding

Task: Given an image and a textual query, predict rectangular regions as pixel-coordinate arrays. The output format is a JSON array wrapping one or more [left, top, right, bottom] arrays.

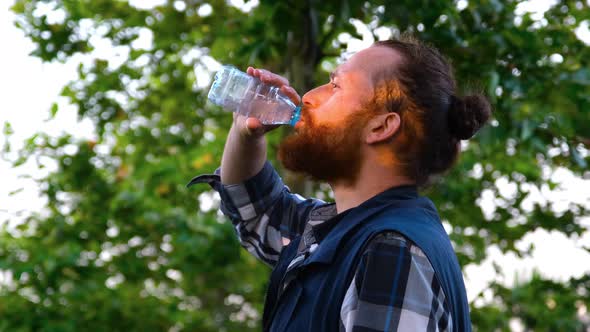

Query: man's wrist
[[220, 125, 268, 185]]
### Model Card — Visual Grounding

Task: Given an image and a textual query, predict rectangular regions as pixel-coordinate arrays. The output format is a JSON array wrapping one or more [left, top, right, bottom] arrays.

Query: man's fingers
[[249, 68, 289, 87], [246, 67, 299, 104], [280, 85, 301, 105], [247, 67, 291, 88], [245, 117, 269, 137], [263, 71, 289, 86], [246, 117, 263, 131], [247, 67, 291, 90], [245, 117, 281, 137]]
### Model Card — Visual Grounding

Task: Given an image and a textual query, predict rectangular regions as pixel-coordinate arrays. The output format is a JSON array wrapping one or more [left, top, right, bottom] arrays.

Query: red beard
[[278, 107, 374, 184]]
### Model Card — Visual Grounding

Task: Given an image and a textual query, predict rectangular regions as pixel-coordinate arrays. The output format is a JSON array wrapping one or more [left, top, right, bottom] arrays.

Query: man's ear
[[365, 112, 400, 144]]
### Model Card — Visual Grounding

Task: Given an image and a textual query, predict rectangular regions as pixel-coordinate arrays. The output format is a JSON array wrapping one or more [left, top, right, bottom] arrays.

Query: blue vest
[[262, 187, 471, 331]]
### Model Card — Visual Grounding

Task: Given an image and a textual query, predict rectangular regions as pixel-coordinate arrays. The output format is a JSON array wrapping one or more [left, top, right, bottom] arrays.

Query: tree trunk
[[279, 1, 323, 198]]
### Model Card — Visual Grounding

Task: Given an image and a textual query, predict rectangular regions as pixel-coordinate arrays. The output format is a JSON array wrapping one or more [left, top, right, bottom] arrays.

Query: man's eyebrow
[[329, 69, 341, 81]]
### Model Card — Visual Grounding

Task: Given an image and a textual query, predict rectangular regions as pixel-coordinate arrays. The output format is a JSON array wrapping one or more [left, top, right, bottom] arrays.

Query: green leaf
[[487, 71, 500, 100], [8, 188, 24, 196], [2, 121, 13, 136], [520, 119, 534, 141], [50, 102, 59, 119]]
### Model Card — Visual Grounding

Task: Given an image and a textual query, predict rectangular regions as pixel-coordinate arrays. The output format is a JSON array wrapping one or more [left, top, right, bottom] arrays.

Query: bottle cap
[[289, 106, 302, 126]]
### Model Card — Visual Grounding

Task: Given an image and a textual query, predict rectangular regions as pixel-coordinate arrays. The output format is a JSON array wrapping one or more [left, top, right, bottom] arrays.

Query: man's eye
[[330, 82, 339, 88]]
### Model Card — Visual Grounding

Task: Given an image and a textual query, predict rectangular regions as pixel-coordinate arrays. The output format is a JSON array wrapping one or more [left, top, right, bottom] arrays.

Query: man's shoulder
[[363, 231, 428, 259], [367, 231, 408, 247]]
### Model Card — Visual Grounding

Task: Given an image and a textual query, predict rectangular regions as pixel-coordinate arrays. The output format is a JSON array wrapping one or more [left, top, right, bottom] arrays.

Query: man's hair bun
[[448, 94, 492, 140]]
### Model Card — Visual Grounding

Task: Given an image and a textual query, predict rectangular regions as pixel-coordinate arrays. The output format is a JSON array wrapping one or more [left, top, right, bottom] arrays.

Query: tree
[[1, 0, 589, 330]]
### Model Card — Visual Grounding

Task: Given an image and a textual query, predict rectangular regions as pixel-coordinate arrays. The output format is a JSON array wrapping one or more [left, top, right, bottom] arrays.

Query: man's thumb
[[245, 117, 265, 136]]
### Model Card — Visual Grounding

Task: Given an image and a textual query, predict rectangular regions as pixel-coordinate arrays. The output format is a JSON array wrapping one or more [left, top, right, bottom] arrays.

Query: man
[[189, 37, 491, 331]]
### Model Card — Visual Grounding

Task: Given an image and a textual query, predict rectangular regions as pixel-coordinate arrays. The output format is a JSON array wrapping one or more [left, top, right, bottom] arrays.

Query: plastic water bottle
[[208, 65, 301, 126]]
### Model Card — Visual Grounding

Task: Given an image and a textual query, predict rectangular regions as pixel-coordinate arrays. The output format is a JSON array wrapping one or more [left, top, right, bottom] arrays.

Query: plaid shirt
[[189, 162, 452, 331]]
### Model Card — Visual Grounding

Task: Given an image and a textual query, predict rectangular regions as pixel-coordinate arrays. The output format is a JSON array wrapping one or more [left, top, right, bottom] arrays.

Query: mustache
[[299, 106, 313, 124]]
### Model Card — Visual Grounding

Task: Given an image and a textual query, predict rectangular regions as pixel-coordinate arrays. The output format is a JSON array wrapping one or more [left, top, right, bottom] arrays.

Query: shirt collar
[[303, 184, 431, 267], [308, 185, 419, 244]]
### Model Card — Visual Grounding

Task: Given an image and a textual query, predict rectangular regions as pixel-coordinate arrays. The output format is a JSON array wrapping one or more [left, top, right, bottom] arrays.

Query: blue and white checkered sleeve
[[340, 232, 452, 332], [187, 161, 326, 266]]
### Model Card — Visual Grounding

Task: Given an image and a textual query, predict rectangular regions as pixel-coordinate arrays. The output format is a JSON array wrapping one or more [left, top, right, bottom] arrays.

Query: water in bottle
[[207, 65, 301, 126]]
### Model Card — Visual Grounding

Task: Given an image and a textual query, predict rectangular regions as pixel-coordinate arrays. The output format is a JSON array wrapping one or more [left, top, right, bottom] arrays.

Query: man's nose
[[301, 92, 314, 108], [301, 86, 322, 108]]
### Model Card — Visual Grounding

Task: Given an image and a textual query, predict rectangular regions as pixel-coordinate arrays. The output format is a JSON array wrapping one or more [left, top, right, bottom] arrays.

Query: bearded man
[[189, 37, 491, 332]]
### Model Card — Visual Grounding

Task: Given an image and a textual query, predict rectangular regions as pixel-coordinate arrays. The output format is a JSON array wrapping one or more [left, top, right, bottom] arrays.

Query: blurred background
[[1, 0, 589, 330]]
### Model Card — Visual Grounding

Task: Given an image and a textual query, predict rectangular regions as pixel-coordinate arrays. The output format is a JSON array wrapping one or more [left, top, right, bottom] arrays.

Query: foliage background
[[1, 0, 589, 330]]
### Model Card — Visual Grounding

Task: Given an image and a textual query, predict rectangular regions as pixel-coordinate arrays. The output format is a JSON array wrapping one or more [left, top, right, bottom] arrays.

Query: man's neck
[[330, 163, 415, 214]]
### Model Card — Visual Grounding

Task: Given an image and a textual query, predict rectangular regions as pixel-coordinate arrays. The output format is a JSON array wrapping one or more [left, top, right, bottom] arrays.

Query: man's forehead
[[336, 46, 401, 79]]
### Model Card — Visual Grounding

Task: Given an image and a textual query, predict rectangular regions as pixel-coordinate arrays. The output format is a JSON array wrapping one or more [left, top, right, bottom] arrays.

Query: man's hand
[[221, 68, 300, 185], [233, 67, 301, 139]]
